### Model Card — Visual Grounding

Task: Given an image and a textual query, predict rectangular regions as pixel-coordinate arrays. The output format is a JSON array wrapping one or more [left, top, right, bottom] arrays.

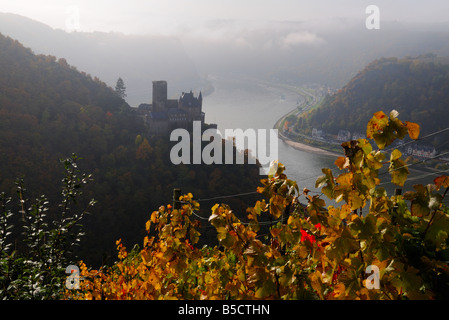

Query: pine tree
[[115, 77, 127, 99]]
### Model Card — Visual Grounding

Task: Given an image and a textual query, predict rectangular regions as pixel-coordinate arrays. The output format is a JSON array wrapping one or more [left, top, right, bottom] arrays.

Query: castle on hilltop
[[137, 80, 213, 135]]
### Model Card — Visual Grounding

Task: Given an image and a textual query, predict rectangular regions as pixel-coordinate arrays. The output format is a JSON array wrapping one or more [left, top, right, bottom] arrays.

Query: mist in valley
[[1, 1, 449, 108]]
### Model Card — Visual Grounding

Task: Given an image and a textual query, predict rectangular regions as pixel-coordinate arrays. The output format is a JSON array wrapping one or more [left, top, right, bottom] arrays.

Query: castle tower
[[152, 80, 167, 112]]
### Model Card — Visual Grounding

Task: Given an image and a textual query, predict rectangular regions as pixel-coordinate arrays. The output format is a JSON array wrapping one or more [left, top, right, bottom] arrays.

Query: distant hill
[[0, 33, 261, 266], [181, 19, 449, 89], [4, 13, 449, 99], [0, 12, 203, 107], [295, 55, 449, 149]]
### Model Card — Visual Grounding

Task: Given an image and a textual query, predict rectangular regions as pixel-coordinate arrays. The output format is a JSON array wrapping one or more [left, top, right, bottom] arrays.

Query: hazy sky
[[0, 0, 448, 35]]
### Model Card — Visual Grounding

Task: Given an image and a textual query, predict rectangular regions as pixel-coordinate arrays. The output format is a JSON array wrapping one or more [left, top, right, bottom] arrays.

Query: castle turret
[[152, 81, 167, 112]]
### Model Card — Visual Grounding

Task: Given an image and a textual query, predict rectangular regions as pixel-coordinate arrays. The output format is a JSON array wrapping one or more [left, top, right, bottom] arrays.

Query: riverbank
[[278, 132, 340, 157], [272, 85, 341, 158]]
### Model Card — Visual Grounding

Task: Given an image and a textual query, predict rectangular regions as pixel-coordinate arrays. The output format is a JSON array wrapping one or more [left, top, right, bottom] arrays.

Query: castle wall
[[166, 99, 178, 109], [148, 118, 169, 135]]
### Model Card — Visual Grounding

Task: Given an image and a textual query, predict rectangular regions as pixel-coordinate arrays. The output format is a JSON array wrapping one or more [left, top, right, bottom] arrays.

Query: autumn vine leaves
[[67, 110, 449, 300]]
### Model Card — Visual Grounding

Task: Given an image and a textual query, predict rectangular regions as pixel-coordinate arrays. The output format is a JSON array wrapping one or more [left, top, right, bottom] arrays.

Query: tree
[[0, 154, 95, 299], [114, 77, 127, 99], [66, 110, 449, 300], [136, 138, 153, 161]]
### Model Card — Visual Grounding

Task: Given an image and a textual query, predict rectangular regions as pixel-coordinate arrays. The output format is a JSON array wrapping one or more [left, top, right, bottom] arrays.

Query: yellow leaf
[[434, 175, 449, 191], [390, 149, 402, 161], [270, 227, 281, 238], [151, 211, 159, 224], [340, 204, 352, 219], [366, 111, 388, 139], [246, 230, 257, 239], [141, 249, 151, 264], [211, 203, 220, 213], [147, 271, 161, 291], [335, 156, 348, 170], [348, 190, 364, 210], [336, 172, 353, 186], [328, 207, 340, 219], [405, 121, 420, 140], [332, 283, 346, 299]]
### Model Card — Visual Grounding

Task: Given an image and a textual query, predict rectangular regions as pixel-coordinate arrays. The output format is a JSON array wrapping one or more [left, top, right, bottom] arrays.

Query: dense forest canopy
[[0, 33, 261, 266], [296, 56, 449, 148]]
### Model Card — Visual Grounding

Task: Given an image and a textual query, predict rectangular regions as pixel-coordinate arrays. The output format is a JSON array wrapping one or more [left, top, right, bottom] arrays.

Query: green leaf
[[425, 211, 449, 247], [404, 185, 432, 217], [254, 278, 277, 298], [350, 214, 378, 240], [326, 227, 359, 262], [316, 168, 336, 200], [358, 138, 373, 155], [375, 244, 391, 261], [389, 150, 409, 187], [221, 231, 236, 248]]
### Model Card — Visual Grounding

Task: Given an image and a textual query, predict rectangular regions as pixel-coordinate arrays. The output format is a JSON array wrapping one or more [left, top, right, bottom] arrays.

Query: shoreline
[[278, 132, 340, 158], [272, 87, 341, 158]]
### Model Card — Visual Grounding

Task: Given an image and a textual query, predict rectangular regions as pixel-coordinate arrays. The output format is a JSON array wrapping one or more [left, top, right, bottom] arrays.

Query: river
[[201, 74, 440, 201], [202, 74, 337, 195]]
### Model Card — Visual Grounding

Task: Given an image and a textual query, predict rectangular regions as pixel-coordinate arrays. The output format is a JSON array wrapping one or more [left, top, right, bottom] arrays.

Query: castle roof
[[179, 90, 201, 107]]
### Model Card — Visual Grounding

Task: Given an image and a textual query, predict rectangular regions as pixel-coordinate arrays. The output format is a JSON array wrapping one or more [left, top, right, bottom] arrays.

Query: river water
[[202, 74, 337, 195], [201, 74, 438, 201]]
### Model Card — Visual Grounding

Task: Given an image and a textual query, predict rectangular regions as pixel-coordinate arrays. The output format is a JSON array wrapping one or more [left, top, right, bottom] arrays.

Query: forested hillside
[[0, 12, 203, 107], [296, 56, 449, 147], [0, 33, 261, 266]]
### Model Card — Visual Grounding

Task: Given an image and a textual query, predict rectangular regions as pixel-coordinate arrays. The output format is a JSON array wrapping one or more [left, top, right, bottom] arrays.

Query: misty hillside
[[295, 56, 449, 148], [0, 33, 262, 265], [3, 13, 449, 107], [0, 12, 202, 107]]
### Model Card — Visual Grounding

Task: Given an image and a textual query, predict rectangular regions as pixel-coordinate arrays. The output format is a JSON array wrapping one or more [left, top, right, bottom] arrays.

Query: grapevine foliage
[[67, 111, 449, 300]]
